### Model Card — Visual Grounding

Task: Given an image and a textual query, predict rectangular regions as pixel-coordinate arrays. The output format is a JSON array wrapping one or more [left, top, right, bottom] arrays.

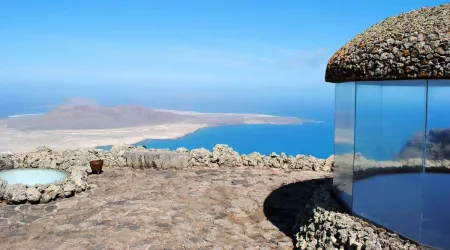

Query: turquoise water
[[0, 82, 336, 158], [0, 169, 70, 186], [138, 122, 334, 158]]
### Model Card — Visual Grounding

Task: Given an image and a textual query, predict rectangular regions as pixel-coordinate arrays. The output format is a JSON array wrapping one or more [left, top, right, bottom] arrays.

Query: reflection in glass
[[333, 82, 355, 208], [353, 83, 382, 173], [353, 83, 382, 220], [422, 80, 450, 249], [352, 81, 426, 242], [334, 79, 450, 248]]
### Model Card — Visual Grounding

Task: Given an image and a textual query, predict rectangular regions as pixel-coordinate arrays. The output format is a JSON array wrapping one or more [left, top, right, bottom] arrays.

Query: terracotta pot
[[89, 160, 104, 174]]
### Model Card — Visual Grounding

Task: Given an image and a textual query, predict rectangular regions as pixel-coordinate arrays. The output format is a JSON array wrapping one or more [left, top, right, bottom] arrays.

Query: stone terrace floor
[[0, 167, 330, 250]]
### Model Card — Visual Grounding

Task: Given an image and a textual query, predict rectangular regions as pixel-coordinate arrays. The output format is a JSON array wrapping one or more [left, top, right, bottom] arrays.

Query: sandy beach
[[0, 123, 208, 153]]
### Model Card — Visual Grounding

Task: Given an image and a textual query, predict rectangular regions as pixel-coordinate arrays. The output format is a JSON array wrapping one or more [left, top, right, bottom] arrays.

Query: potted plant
[[89, 160, 104, 174]]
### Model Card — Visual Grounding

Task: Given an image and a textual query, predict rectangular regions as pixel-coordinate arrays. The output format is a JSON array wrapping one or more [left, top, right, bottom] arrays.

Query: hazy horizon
[[2, 0, 448, 110]]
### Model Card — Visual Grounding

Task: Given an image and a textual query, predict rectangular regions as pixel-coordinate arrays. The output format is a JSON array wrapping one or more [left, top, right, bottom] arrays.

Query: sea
[[0, 82, 335, 158], [4, 82, 450, 160]]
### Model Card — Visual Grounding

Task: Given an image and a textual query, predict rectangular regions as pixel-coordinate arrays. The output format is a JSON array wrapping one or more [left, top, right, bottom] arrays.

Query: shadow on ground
[[263, 177, 332, 242]]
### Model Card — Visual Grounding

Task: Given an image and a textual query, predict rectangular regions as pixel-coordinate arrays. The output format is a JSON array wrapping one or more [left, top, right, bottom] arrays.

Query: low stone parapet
[[0, 144, 333, 172], [0, 144, 332, 204]]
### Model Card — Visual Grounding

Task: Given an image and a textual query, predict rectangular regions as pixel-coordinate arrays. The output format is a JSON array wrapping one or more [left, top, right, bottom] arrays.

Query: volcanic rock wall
[[0, 144, 333, 172]]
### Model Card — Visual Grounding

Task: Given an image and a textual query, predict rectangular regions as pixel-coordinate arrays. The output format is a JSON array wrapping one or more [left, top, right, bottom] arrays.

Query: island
[[0, 98, 313, 153]]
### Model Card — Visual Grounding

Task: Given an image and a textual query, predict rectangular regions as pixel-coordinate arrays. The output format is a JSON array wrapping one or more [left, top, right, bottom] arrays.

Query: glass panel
[[333, 82, 355, 208], [422, 80, 450, 249], [353, 83, 382, 212], [352, 80, 426, 243]]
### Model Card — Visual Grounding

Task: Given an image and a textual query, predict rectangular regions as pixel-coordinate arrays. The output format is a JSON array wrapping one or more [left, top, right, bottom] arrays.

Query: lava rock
[[326, 4, 450, 83], [4, 184, 27, 204], [26, 187, 41, 203]]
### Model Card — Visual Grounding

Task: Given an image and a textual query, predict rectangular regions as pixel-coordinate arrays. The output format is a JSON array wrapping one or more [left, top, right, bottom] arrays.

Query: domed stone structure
[[326, 4, 449, 83], [329, 4, 450, 249]]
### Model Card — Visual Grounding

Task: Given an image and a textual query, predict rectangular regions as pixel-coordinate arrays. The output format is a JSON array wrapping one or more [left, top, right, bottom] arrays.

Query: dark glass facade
[[333, 80, 450, 249]]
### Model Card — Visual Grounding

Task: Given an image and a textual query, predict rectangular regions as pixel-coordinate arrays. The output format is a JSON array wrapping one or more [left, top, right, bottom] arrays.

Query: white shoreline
[[8, 113, 45, 118], [0, 108, 316, 153], [0, 123, 208, 153]]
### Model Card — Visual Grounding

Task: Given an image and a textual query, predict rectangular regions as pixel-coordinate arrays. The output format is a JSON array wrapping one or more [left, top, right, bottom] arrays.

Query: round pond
[[0, 169, 70, 186]]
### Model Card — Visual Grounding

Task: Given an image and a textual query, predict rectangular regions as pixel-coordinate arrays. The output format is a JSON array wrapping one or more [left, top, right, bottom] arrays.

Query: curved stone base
[[294, 182, 420, 250], [0, 147, 91, 204], [0, 168, 89, 204]]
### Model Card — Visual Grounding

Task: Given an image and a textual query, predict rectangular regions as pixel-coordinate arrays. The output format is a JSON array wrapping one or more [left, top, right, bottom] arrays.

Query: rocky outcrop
[[294, 183, 420, 250]]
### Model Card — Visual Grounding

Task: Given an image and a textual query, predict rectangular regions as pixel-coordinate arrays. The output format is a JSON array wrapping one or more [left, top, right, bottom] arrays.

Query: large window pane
[[333, 82, 355, 208], [352, 80, 426, 243], [353, 83, 382, 216], [422, 80, 450, 249]]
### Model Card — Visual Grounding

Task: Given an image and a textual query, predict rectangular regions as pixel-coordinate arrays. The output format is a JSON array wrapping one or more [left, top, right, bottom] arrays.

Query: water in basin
[[0, 169, 70, 186]]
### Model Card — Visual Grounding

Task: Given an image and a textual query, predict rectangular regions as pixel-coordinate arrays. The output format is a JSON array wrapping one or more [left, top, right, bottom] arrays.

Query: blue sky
[[0, 0, 447, 109]]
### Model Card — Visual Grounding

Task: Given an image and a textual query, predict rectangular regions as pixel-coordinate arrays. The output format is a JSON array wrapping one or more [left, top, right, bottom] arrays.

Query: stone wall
[[294, 182, 420, 250], [1, 144, 333, 172], [0, 144, 332, 204], [113, 144, 334, 171]]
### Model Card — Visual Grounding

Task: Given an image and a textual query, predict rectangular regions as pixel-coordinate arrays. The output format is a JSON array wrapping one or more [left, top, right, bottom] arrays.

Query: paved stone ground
[[0, 167, 330, 250]]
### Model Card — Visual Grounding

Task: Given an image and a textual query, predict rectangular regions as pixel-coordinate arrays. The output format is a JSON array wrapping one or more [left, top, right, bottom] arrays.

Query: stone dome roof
[[325, 4, 450, 83]]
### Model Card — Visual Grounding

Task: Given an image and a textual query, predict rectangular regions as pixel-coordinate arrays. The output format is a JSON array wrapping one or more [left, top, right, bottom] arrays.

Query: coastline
[[97, 123, 300, 150], [0, 123, 209, 153], [7, 113, 45, 118], [0, 122, 317, 154], [0, 107, 318, 153], [132, 124, 220, 148], [97, 124, 220, 150], [130, 122, 313, 148], [123, 122, 335, 158]]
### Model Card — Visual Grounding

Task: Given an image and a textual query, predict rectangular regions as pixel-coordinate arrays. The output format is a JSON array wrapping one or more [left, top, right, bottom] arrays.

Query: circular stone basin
[[0, 169, 70, 186]]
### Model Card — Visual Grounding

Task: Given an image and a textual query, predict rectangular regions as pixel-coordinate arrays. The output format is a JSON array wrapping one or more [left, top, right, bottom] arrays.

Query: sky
[[0, 0, 447, 111]]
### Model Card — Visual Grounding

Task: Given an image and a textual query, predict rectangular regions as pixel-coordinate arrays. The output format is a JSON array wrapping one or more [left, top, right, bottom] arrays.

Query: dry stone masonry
[[0, 147, 91, 204], [294, 181, 420, 250], [0, 144, 333, 204], [107, 144, 333, 171], [325, 4, 449, 83]]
